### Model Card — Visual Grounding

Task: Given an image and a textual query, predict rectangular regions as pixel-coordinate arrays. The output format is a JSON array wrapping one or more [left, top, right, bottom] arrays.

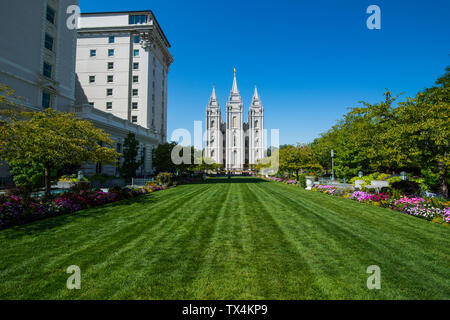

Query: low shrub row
[[0, 184, 165, 230], [312, 185, 450, 224]]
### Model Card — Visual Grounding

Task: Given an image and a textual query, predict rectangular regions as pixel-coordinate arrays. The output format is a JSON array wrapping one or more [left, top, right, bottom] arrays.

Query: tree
[[152, 142, 178, 174], [8, 160, 45, 192], [389, 67, 450, 196], [279, 144, 322, 180], [120, 132, 143, 180], [311, 90, 401, 179], [0, 108, 119, 194]]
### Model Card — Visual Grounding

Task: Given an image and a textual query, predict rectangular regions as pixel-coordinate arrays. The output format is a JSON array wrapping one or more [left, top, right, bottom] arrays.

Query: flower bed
[[0, 185, 165, 230], [263, 176, 298, 185], [311, 186, 449, 224]]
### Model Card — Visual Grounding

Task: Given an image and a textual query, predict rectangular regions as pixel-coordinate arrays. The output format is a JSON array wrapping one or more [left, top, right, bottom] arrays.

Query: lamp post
[[331, 149, 335, 182], [400, 171, 407, 181]]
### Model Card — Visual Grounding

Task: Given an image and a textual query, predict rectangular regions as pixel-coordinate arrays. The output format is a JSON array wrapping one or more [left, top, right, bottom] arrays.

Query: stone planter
[[305, 176, 316, 190]]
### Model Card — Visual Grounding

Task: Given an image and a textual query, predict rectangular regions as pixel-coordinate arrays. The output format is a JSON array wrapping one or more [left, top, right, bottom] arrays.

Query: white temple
[[205, 70, 265, 171]]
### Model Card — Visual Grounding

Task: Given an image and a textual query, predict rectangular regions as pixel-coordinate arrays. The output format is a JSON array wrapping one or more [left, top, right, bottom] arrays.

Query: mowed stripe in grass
[[0, 177, 449, 299]]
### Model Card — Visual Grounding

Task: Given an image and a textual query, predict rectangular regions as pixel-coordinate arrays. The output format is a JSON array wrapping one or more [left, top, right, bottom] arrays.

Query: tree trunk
[[437, 160, 448, 198], [439, 171, 448, 198], [296, 169, 300, 181], [44, 165, 51, 195]]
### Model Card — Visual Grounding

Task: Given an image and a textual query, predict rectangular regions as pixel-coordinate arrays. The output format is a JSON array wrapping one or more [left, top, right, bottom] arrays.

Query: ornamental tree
[[388, 67, 450, 197], [0, 108, 119, 194], [279, 144, 322, 179], [120, 132, 143, 181]]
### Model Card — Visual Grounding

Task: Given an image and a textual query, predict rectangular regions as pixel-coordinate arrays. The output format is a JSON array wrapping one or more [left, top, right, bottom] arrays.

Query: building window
[[211, 120, 215, 128], [131, 116, 138, 123], [132, 89, 138, 96], [106, 102, 112, 109], [90, 49, 96, 57], [134, 35, 141, 44], [211, 150, 215, 157], [232, 116, 237, 128], [43, 62, 52, 78], [107, 89, 113, 96], [44, 34, 54, 51], [116, 143, 122, 153], [133, 62, 139, 70], [42, 91, 51, 108], [108, 49, 114, 57], [133, 49, 140, 57], [255, 120, 259, 128], [107, 75, 113, 83], [108, 36, 115, 43], [89, 75, 95, 83], [46, 6, 55, 24], [129, 15, 148, 25], [107, 62, 114, 69], [88, 102, 94, 107], [233, 135, 237, 147], [133, 75, 139, 83], [132, 102, 138, 109]]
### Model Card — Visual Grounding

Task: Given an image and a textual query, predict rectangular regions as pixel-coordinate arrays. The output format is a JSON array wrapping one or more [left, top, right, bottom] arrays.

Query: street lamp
[[331, 149, 335, 182], [400, 171, 407, 181]]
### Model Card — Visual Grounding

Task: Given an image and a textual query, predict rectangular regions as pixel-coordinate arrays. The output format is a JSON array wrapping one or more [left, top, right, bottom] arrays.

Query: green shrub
[[377, 173, 390, 181], [297, 174, 307, 188], [69, 181, 92, 193], [387, 176, 401, 185], [86, 174, 112, 184], [8, 160, 45, 191], [391, 180, 421, 196], [156, 172, 174, 187]]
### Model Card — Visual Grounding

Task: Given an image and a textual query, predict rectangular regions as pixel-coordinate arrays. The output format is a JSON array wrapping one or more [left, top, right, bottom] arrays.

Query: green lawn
[[0, 177, 449, 299]]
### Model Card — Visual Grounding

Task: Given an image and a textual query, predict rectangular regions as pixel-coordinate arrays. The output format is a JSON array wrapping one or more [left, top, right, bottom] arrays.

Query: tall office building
[[75, 10, 173, 142], [0, 0, 78, 113], [0, 5, 173, 183], [0, 0, 79, 183]]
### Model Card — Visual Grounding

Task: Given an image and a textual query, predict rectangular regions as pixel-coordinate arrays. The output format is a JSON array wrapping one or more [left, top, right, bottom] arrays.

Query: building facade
[[75, 10, 173, 176], [0, 0, 79, 184], [76, 11, 172, 141], [0, 0, 78, 113], [0, 5, 173, 183], [205, 71, 265, 171]]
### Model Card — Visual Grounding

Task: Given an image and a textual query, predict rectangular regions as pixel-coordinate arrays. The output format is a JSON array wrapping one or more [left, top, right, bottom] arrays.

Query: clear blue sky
[[79, 0, 449, 145]]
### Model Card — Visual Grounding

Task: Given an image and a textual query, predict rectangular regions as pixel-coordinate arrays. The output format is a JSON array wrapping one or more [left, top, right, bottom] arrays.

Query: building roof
[[80, 10, 170, 47]]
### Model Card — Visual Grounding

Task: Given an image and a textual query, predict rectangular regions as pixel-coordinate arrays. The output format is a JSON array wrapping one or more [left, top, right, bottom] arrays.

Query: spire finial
[[211, 84, 216, 99], [253, 85, 259, 99], [231, 68, 239, 94]]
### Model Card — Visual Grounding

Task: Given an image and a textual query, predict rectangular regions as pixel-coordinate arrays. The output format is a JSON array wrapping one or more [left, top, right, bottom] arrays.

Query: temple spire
[[253, 85, 259, 100], [231, 68, 239, 94], [211, 85, 216, 100]]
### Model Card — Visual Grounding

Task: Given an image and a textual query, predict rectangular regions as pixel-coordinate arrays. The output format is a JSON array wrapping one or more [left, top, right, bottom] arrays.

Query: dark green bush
[[69, 181, 92, 194], [297, 174, 307, 188], [391, 180, 421, 196], [156, 172, 174, 187]]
